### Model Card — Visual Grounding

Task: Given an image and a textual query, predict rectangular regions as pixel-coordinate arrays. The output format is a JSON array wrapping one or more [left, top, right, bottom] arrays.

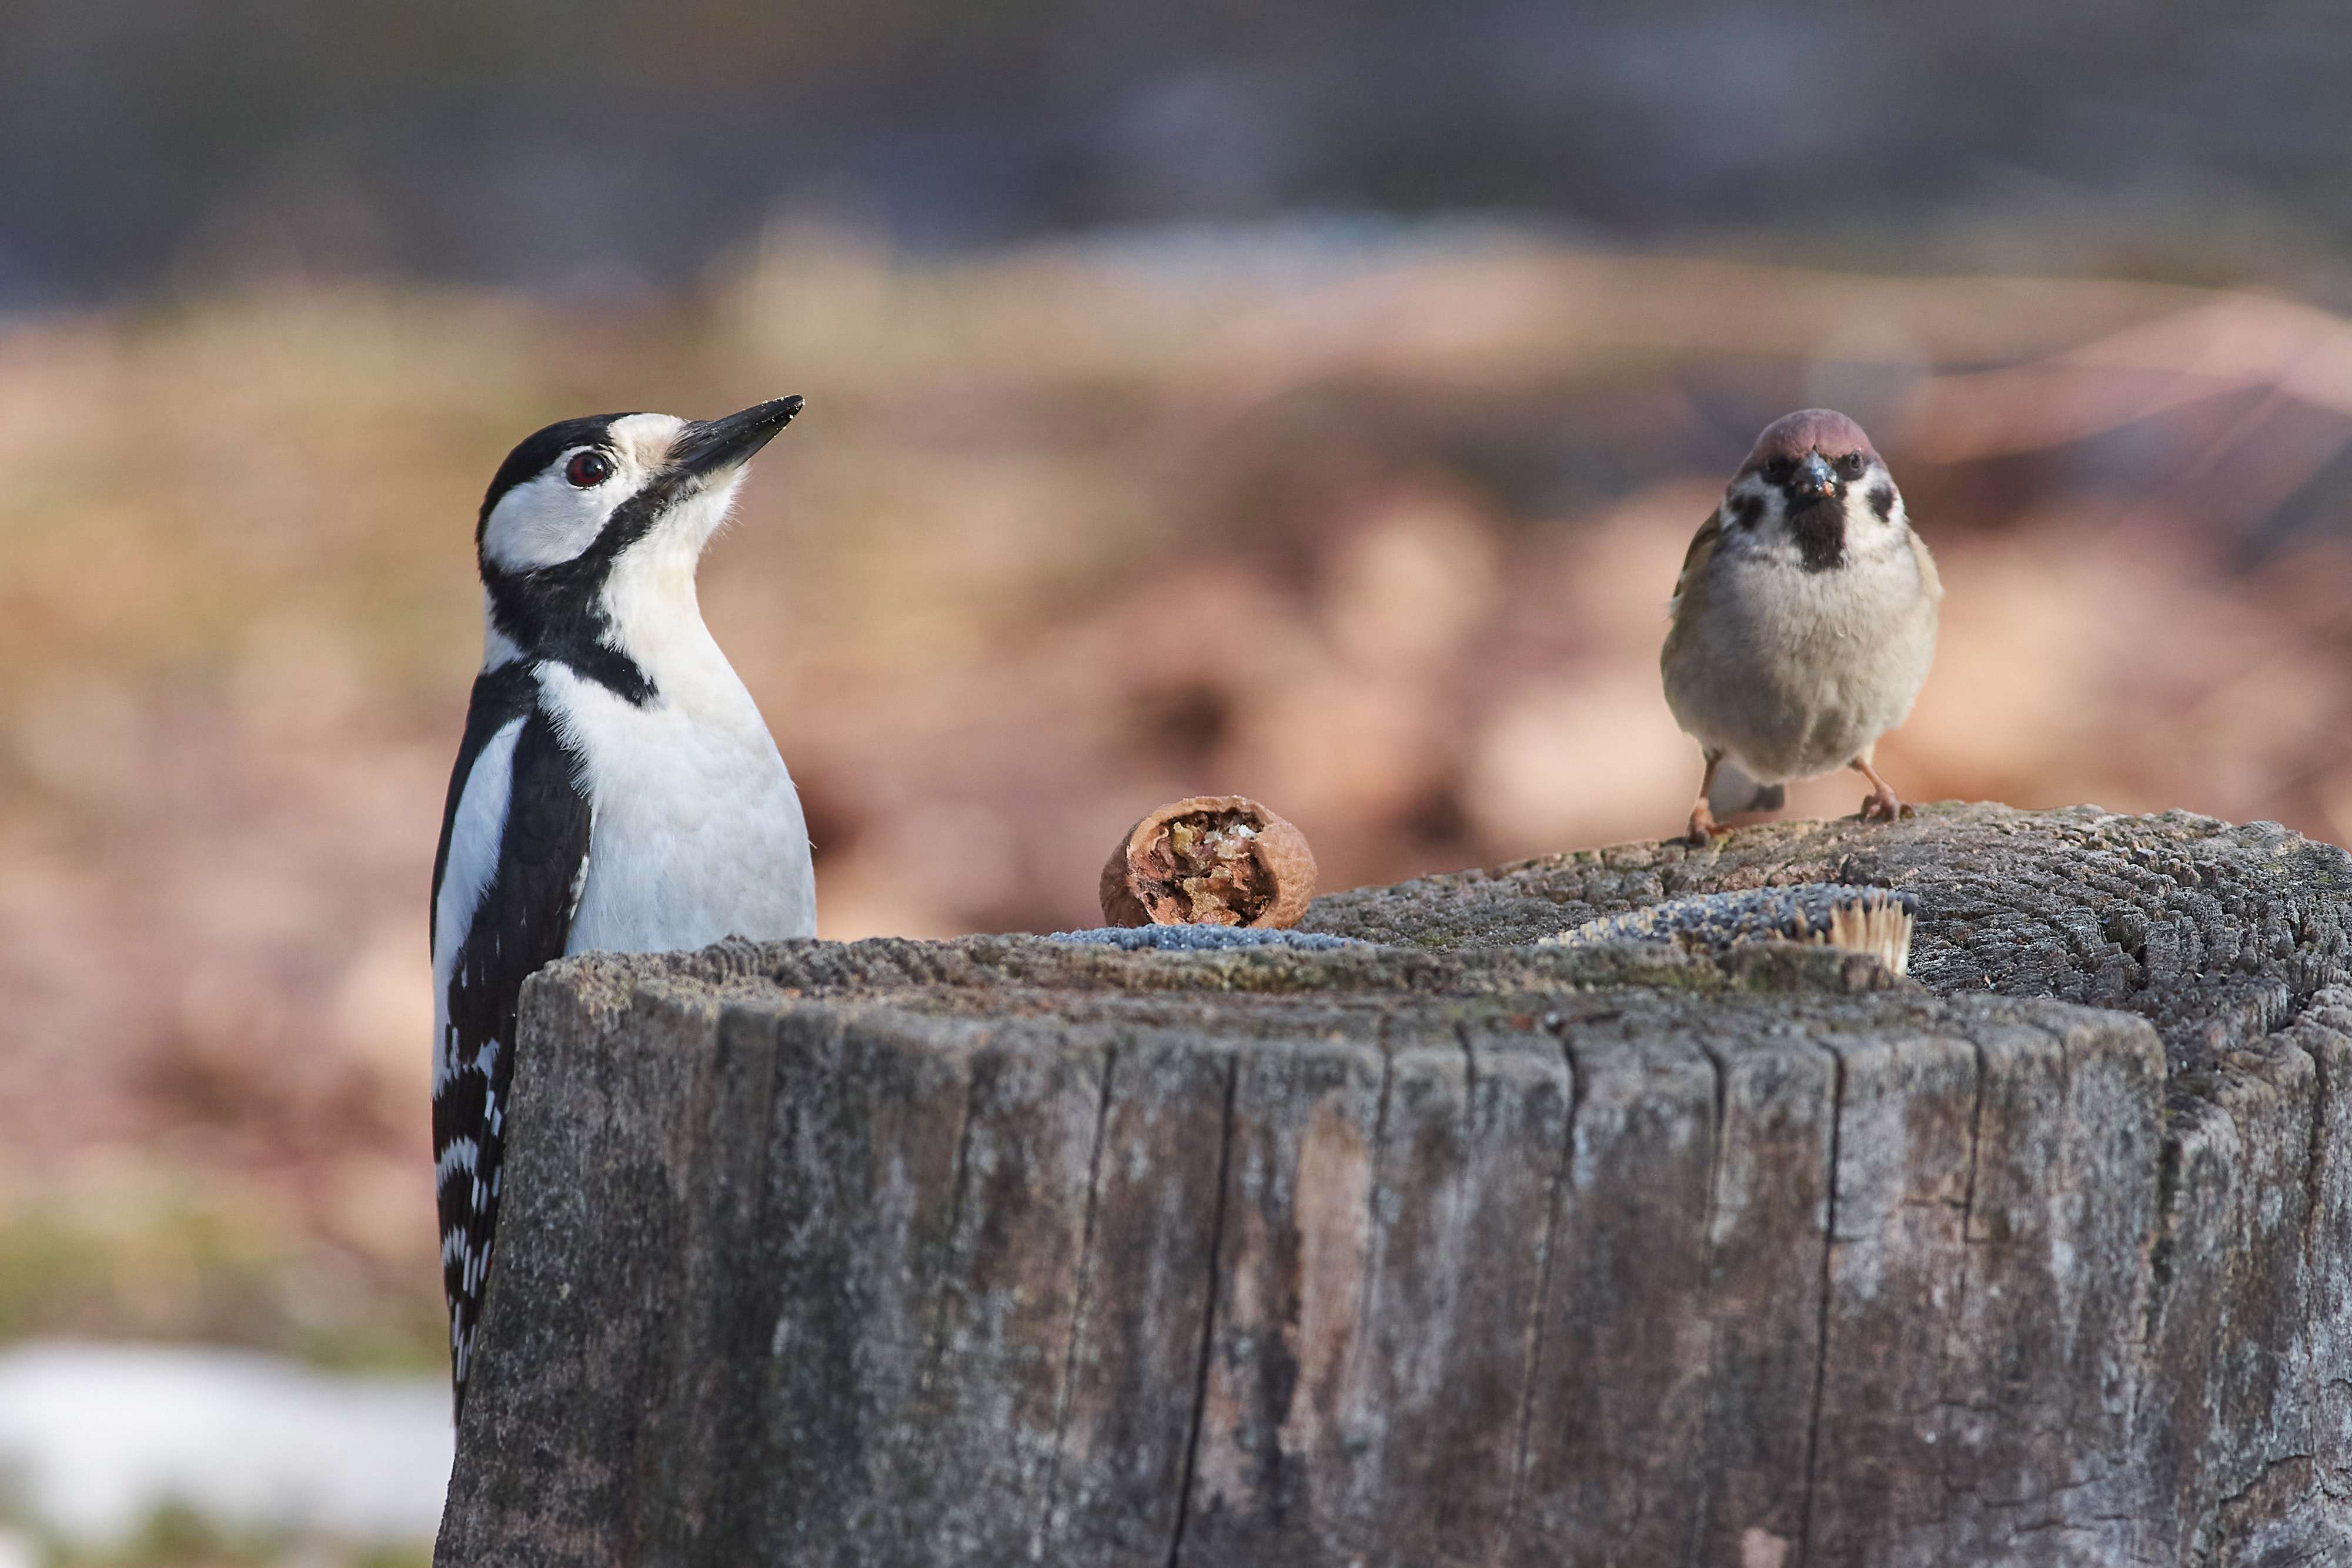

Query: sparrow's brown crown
[[1739, 409, 1879, 474]]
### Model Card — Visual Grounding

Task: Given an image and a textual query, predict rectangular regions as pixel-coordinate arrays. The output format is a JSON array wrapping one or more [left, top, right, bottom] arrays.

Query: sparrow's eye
[[1838, 452, 1868, 480], [565, 450, 615, 488], [1763, 456, 1793, 482]]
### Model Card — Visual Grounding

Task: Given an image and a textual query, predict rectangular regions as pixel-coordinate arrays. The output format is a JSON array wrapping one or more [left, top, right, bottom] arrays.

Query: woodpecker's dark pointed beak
[[673, 396, 804, 479], [1789, 452, 1838, 502]]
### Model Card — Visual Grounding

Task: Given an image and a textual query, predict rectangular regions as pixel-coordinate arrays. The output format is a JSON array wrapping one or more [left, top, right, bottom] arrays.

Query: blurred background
[[10, 1, 2352, 1560]]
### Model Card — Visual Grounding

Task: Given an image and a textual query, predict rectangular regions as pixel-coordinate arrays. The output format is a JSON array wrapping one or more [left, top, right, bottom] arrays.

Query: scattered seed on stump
[[1099, 795, 1317, 928]]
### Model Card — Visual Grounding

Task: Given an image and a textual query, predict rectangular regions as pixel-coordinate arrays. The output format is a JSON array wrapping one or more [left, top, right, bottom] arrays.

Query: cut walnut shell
[[1099, 795, 1317, 930]]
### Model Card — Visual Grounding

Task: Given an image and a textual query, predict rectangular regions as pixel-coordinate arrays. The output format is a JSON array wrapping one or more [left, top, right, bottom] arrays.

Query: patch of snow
[[0, 1341, 449, 1546]]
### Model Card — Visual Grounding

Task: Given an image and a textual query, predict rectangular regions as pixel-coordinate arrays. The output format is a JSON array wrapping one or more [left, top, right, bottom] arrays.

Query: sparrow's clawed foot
[[1850, 755, 1906, 824]]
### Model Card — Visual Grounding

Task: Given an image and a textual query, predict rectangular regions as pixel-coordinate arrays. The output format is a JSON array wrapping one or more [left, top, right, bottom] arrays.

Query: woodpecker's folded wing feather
[[430, 674, 590, 1415]]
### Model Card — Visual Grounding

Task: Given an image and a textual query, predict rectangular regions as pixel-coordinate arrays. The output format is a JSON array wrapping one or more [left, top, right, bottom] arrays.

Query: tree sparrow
[[1661, 409, 1941, 847]]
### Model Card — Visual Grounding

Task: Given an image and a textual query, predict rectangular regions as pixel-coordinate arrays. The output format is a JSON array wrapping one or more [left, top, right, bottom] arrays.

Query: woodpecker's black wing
[[429, 666, 591, 1416]]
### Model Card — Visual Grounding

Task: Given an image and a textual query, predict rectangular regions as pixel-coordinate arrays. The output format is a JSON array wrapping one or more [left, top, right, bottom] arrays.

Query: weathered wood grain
[[1687, 1003, 1838, 1564], [1178, 1007, 1386, 1563], [1347, 1009, 1567, 1562], [1508, 1004, 1718, 1563], [436, 805, 2352, 1567], [1037, 1023, 1231, 1564]]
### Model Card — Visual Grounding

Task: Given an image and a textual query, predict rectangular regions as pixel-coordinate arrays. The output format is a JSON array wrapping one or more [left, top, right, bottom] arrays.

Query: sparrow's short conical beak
[[1791, 452, 1837, 500], [672, 396, 804, 479]]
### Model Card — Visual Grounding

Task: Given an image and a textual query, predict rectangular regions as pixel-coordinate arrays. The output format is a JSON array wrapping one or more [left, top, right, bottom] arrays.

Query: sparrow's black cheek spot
[[1729, 494, 1764, 530], [1869, 484, 1895, 521]]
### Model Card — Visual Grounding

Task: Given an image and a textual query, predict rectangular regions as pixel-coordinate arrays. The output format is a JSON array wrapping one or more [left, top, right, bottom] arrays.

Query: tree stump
[[434, 804, 2352, 1567]]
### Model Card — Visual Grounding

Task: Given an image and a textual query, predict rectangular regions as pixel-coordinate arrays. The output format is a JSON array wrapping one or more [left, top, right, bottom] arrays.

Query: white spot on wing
[[434, 1137, 479, 1187], [432, 719, 524, 1094]]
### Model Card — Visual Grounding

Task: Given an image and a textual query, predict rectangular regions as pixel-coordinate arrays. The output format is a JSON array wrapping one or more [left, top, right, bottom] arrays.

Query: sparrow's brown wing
[[1906, 524, 1945, 606], [1664, 508, 1723, 636]]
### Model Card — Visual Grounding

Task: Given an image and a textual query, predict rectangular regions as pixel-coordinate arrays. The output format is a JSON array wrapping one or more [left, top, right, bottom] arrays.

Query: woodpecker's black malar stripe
[[476, 414, 664, 706]]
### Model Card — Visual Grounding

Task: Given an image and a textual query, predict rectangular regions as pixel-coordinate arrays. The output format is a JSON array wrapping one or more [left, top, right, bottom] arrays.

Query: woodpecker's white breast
[[543, 658, 814, 952]]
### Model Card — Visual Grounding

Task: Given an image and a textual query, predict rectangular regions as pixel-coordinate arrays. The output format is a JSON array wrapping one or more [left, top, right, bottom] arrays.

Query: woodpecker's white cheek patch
[[482, 486, 602, 574], [480, 469, 630, 573], [479, 414, 695, 574]]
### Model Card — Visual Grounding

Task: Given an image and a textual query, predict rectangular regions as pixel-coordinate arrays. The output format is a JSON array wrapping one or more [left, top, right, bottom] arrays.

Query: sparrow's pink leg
[[1850, 754, 1908, 823], [1685, 751, 1729, 847]]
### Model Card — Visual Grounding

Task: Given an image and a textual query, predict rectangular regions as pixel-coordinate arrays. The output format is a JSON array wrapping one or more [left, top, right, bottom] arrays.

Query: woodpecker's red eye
[[565, 450, 614, 488]]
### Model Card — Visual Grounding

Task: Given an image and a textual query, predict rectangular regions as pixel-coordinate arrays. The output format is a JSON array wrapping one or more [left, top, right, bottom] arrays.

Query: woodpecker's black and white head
[[1714, 408, 1906, 575], [475, 397, 803, 693]]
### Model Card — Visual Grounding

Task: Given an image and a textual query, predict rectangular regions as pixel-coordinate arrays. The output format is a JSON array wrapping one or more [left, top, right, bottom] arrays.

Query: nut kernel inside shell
[[1144, 812, 1269, 925], [1099, 794, 1317, 930]]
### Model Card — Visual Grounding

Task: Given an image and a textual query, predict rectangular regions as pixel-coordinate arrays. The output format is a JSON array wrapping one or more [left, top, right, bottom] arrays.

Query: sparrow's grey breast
[[1667, 526, 1937, 784]]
